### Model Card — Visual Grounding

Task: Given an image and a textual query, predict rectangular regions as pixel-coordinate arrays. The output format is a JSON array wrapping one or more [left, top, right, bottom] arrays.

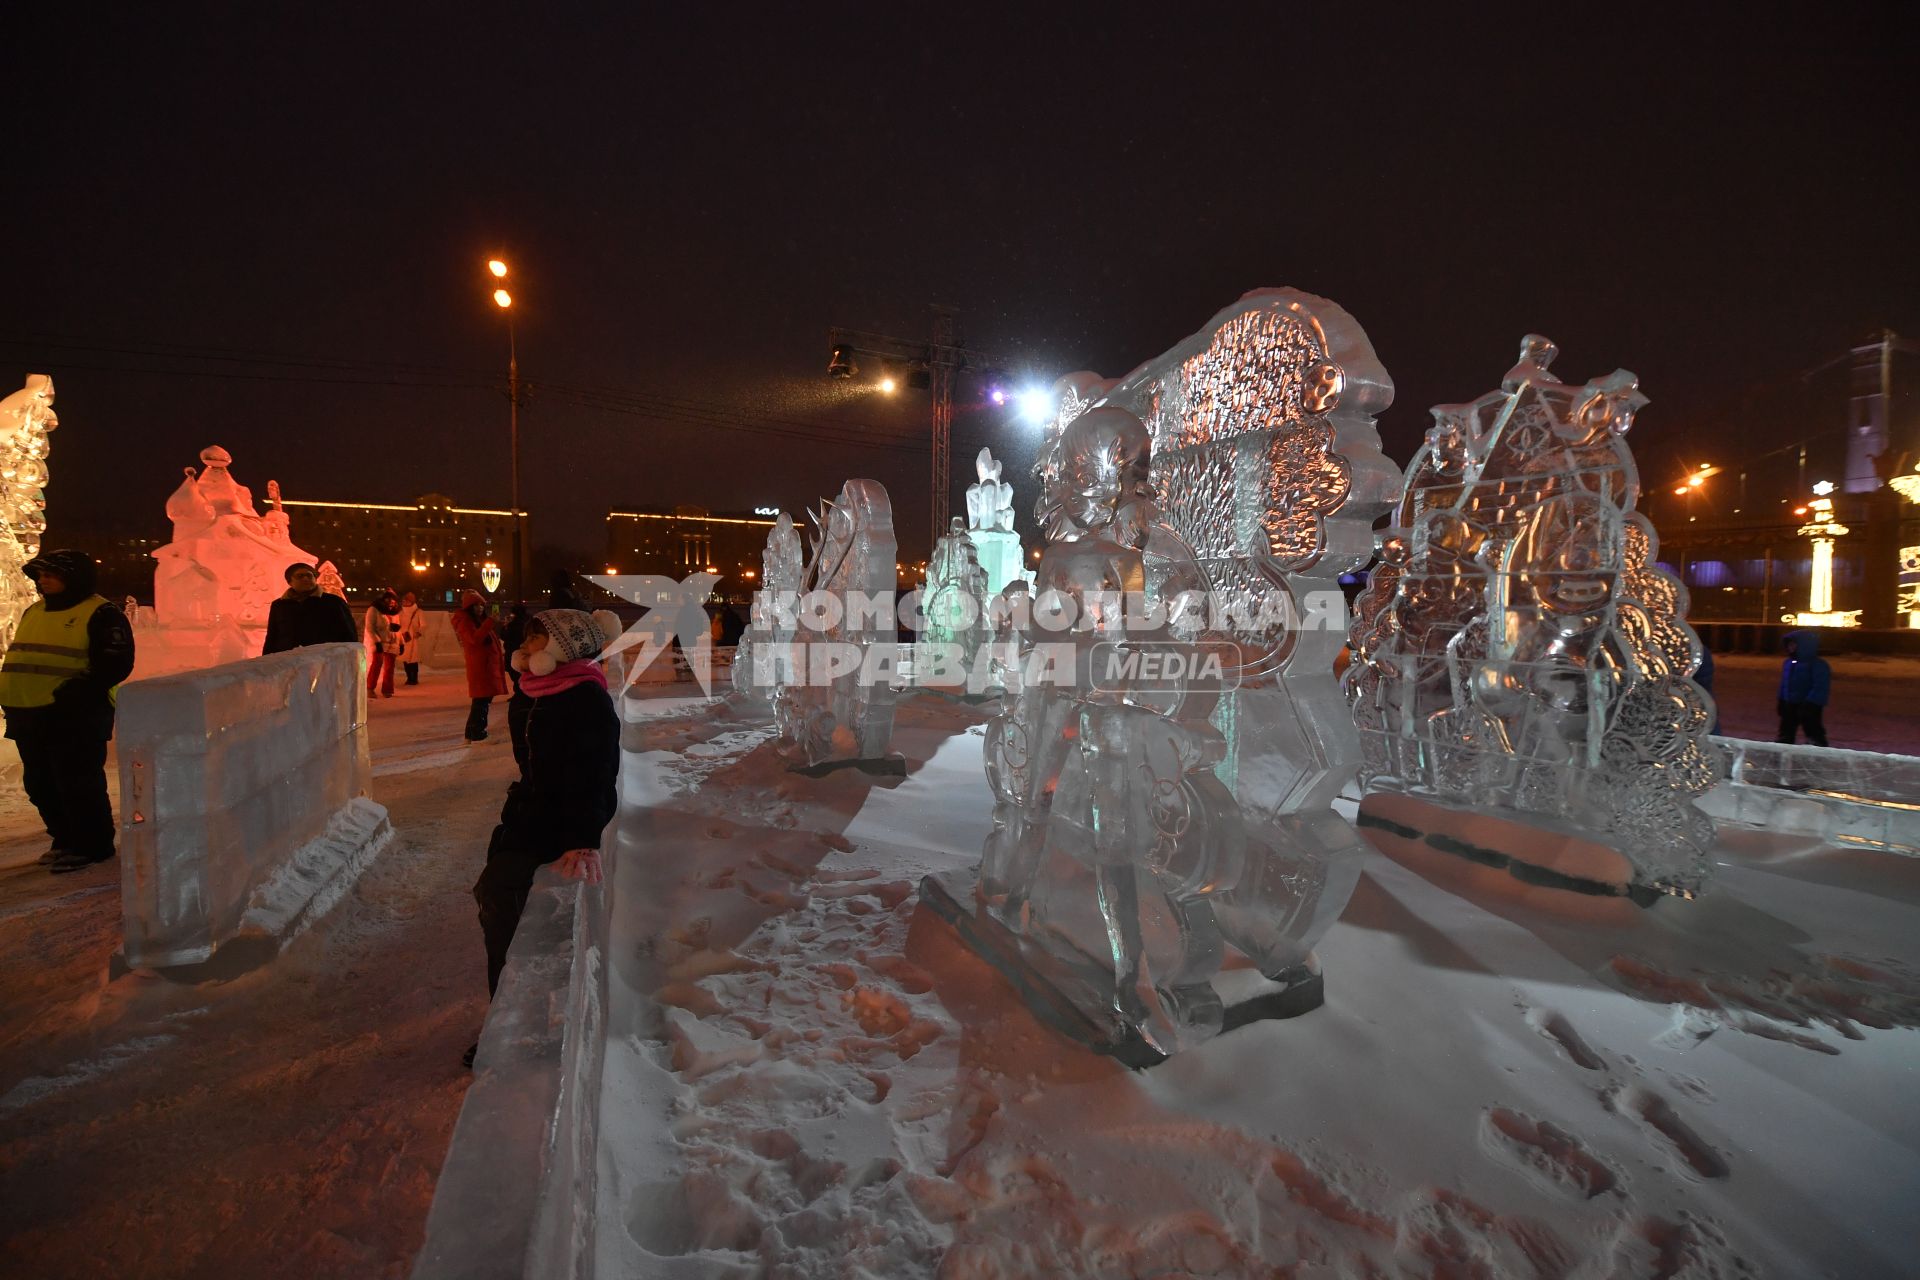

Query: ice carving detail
[[1345, 336, 1719, 896]]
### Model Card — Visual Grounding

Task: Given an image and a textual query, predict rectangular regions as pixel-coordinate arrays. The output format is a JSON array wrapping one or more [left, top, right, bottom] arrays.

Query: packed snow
[[579, 691, 1920, 1278]]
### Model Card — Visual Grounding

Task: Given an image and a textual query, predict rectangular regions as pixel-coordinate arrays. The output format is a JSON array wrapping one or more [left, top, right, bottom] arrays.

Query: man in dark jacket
[[262, 562, 357, 654], [0, 550, 136, 873], [468, 609, 619, 1066], [1777, 628, 1832, 746]]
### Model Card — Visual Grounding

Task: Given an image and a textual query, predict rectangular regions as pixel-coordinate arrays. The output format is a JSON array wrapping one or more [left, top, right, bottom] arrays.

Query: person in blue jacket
[[1776, 629, 1831, 747]]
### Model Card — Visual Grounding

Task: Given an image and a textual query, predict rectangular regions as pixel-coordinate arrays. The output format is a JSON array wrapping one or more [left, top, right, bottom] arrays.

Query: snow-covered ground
[[0, 676, 507, 1279], [584, 693, 1920, 1278], [3, 652, 1917, 1278]]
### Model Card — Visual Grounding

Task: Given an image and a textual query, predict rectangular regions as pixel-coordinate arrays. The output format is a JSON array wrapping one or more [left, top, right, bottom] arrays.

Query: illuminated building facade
[[605, 505, 779, 601], [273, 492, 525, 603]]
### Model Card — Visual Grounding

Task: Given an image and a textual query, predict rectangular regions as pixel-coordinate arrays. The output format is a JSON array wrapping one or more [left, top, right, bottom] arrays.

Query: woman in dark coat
[[452, 589, 508, 741], [467, 608, 621, 1066]]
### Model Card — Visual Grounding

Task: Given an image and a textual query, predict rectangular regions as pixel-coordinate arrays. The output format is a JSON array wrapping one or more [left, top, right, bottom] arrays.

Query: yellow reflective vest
[[0, 595, 111, 709]]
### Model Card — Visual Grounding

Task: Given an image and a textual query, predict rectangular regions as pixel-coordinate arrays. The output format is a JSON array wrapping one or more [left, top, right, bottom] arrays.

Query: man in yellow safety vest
[[0, 550, 136, 874]]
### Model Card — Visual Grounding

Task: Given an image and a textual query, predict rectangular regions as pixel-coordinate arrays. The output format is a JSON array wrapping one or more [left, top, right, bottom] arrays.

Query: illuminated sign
[[480, 562, 502, 593], [753, 506, 780, 516]]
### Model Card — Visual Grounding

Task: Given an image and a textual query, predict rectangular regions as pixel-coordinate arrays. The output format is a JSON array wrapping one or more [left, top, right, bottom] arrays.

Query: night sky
[[7, 4, 1916, 570]]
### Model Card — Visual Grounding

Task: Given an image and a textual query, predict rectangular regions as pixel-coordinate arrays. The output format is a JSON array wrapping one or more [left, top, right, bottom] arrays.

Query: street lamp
[[487, 257, 524, 602]]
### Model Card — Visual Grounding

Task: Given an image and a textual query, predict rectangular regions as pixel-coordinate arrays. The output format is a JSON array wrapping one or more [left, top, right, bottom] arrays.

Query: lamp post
[[486, 259, 525, 602]]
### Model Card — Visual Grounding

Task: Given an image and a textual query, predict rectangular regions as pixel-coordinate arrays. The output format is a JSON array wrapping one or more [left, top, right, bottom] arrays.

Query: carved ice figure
[[773, 481, 899, 768], [952, 289, 1401, 1061], [966, 447, 1015, 533], [964, 447, 1033, 597], [0, 374, 58, 655], [1346, 336, 1719, 899], [919, 516, 990, 686], [733, 513, 804, 708], [135, 446, 322, 677], [316, 560, 347, 600]]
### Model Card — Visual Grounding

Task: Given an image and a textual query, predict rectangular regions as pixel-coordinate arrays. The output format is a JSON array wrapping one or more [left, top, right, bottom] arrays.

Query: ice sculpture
[[965, 447, 1032, 597], [731, 513, 804, 709], [1345, 336, 1719, 901], [923, 289, 1401, 1063], [0, 375, 58, 655], [918, 516, 990, 688], [134, 446, 322, 678], [772, 480, 900, 771], [316, 559, 347, 600]]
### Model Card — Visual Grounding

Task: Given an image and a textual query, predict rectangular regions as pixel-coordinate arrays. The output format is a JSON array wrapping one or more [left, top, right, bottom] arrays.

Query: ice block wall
[[118, 641, 382, 968]]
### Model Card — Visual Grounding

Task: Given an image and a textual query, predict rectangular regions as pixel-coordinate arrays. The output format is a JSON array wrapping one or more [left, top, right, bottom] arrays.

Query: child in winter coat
[[467, 608, 622, 1067]]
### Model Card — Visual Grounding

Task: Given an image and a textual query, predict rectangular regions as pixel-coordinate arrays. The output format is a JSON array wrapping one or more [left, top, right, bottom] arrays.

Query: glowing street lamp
[[485, 256, 525, 602]]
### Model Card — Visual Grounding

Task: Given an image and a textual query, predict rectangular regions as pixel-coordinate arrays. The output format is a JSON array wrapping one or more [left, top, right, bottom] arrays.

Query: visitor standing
[[263, 562, 358, 653], [1776, 629, 1832, 747], [0, 551, 135, 874], [364, 588, 401, 698], [396, 590, 425, 685], [454, 590, 508, 742], [467, 609, 620, 1066]]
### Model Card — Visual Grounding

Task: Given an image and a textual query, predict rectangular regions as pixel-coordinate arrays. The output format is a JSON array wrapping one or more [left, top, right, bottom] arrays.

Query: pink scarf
[[518, 659, 609, 699]]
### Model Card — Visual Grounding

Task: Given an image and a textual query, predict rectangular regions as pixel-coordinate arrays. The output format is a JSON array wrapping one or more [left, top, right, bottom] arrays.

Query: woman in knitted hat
[[466, 608, 622, 1067]]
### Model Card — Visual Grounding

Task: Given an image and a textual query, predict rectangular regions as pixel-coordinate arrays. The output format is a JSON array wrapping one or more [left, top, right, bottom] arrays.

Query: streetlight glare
[[1016, 387, 1052, 422], [493, 288, 513, 309], [878, 376, 897, 394], [488, 259, 508, 278]]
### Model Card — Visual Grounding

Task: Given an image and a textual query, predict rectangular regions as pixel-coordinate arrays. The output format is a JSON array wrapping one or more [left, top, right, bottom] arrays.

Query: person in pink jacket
[[452, 590, 508, 741]]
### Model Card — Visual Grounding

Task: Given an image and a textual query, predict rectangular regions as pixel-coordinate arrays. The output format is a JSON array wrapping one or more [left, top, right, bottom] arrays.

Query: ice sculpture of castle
[[0, 375, 58, 655], [1344, 337, 1719, 901], [135, 446, 321, 677], [923, 289, 1402, 1062], [964, 447, 1030, 596]]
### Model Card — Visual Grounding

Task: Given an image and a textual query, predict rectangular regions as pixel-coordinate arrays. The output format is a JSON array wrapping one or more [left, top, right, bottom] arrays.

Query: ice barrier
[[412, 870, 602, 1280], [1702, 736, 1920, 853], [117, 641, 392, 969]]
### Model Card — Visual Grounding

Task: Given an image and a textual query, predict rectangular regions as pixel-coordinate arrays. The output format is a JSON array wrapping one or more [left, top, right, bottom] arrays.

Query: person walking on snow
[[0, 550, 135, 874], [453, 589, 508, 742], [1777, 628, 1832, 747], [467, 608, 620, 1067], [262, 562, 357, 653], [364, 588, 401, 698]]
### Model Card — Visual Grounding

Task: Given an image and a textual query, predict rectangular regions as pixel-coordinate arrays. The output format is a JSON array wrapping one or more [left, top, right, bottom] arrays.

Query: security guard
[[0, 550, 135, 873]]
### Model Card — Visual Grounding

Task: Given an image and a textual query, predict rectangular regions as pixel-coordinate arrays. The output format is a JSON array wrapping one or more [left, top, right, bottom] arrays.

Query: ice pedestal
[[117, 641, 390, 969]]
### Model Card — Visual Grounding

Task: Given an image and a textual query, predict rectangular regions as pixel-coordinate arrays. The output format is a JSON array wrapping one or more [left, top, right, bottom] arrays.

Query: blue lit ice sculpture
[[1345, 337, 1719, 901]]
